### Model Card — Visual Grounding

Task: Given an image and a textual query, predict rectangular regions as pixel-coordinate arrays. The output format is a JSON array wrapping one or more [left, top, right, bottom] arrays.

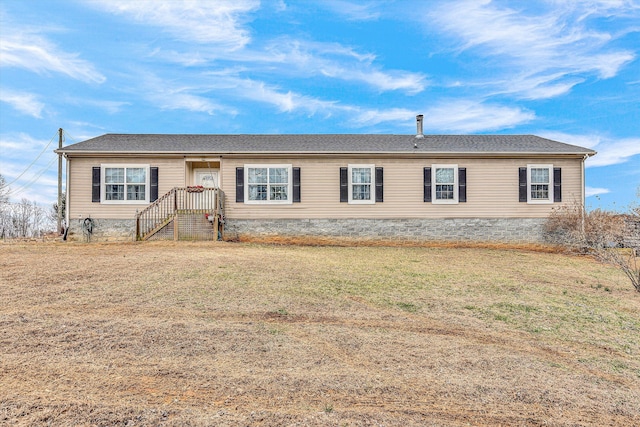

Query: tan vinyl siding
[[222, 157, 583, 219], [68, 157, 185, 219]]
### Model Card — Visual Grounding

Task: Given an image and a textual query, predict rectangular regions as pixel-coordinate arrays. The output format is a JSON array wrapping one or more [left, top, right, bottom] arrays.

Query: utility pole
[[57, 128, 63, 235]]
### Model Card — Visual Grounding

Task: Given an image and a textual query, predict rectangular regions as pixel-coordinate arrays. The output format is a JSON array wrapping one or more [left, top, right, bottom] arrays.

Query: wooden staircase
[[135, 187, 225, 241]]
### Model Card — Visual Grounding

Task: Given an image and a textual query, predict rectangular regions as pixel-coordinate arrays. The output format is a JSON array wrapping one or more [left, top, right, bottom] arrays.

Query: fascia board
[[56, 149, 596, 157]]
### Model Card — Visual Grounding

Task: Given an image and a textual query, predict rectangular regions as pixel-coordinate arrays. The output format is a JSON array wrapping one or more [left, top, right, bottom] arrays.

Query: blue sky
[[1, 0, 639, 209]]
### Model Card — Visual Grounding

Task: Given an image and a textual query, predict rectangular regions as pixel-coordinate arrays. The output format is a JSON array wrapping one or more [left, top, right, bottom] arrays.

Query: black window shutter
[[553, 167, 562, 202], [293, 167, 301, 203], [236, 167, 244, 203], [150, 167, 159, 202], [519, 167, 527, 202], [340, 167, 348, 202], [423, 167, 432, 202], [458, 167, 467, 203], [92, 167, 101, 203], [375, 167, 384, 203]]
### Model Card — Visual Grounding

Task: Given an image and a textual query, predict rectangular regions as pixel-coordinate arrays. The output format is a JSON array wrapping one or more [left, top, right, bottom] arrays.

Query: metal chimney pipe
[[415, 114, 424, 139]]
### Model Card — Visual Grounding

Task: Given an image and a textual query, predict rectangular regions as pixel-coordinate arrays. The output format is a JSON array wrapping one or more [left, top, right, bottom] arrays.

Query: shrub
[[544, 205, 625, 251], [545, 204, 639, 292]]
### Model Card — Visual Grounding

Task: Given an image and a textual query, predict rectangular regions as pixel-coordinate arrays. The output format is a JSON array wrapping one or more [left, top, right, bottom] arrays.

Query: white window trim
[[432, 164, 459, 204], [527, 164, 554, 204], [100, 164, 150, 204], [244, 164, 293, 204], [348, 164, 375, 204]]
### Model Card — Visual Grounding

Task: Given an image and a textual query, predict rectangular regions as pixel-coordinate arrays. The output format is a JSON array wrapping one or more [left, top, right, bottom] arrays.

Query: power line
[[4, 131, 57, 187], [6, 154, 58, 197], [62, 130, 78, 143]]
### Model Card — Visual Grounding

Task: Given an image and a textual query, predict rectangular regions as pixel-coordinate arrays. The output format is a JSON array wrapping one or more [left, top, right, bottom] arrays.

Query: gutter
[[54, 149, 597, 157]]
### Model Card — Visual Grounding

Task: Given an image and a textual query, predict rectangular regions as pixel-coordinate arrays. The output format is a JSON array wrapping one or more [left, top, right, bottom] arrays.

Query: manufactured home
[[56, 116, 596, 243]]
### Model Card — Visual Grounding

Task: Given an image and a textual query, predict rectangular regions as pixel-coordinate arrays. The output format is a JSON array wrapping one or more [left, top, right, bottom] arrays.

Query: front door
[[192, 169, 219, 210], [194, 170, 219, 188]]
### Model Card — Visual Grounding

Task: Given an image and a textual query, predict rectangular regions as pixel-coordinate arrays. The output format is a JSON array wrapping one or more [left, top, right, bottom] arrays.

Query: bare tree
[[545, 203, 640, 292], [0, 174, 8, 205], [49, 192, 66, 233], [0, 174, 10, 239], [0, 174, 53, 239], [0, 201, 49, 240], [12, 198, 35, 238], [31, 200, 46, 237]]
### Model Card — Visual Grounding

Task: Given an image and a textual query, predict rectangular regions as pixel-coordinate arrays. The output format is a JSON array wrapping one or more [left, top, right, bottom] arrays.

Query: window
[[424, 165, 466, 204], [100, 165, 149, 204], [432, 165, 459, 204], [526, 164, 554, 204], [349, 165, 374, 203], [339, 165, 383, 204], [244, 164, 292, 204]]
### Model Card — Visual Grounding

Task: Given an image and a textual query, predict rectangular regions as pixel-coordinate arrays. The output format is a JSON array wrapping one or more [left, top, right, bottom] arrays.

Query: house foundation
[[67, 218, 136, 242], [66, 217, 548, 243], [224, 217, 548, 243]]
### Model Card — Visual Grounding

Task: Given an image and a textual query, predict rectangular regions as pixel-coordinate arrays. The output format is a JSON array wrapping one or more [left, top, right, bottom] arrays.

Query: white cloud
[[134, 73, 233, 115], [540, 131, 640, 167], [0, 132, 53, 155], [109, 6, 426, 95], [203, 72, 417, 119], [321, 0, 382, 21], [148, 49, 212, 67], [262, 38, 376, 68], [159, 93, 222, 115], [60, 97, 130, 114], [159, 37, 426, 95], [0, 29, 105, 84], [428, 0, 636, 99], [539, 131, 601, 149], [586, 137, 640, 167], [81, 100, 130, 115], [262, 38, 427, 94], [586, 186, 610, 197], [81, 1, 428, 98], [500, 74, 586, 100], [226, 77, 339, 114], [0, 88, 45, 118], [90, 0, 259, 50], [423, 100, 535, 132], [554, 0, 640, 19], [327, 68, 426, 95], [352, 108, 415, 126], [152, 90, 226, 116], [351, 100, 535, 132]]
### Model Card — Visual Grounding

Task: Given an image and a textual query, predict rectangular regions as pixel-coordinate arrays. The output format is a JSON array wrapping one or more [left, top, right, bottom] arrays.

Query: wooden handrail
[[135, 187, 220, 240]]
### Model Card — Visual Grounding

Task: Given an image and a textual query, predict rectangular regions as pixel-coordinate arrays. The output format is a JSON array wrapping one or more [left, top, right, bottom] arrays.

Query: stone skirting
[[66, 214, 216, 242], [66, 216, 550, 243], [624, 217, 640, 249], [224, 217, 548, 243], [67, 218, 136, 242]]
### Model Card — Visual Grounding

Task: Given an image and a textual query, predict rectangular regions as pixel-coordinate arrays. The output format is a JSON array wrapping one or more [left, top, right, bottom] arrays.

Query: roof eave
[[56, 149, 596, 157]]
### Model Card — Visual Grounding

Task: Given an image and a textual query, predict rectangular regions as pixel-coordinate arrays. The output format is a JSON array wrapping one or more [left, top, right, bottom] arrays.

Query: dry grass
[[1, 241, 639, 426]]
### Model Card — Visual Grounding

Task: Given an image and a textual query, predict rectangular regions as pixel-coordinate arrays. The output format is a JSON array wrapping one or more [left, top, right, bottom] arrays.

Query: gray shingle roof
[[57, 133, 596, 155]]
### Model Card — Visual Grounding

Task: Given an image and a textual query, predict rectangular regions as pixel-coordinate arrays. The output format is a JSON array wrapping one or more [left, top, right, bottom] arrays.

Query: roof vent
[[415, 114, 424, 139]]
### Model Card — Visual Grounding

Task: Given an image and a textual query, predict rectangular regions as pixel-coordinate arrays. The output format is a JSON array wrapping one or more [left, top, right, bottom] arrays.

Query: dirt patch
[[1, 241, 639, 426]]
